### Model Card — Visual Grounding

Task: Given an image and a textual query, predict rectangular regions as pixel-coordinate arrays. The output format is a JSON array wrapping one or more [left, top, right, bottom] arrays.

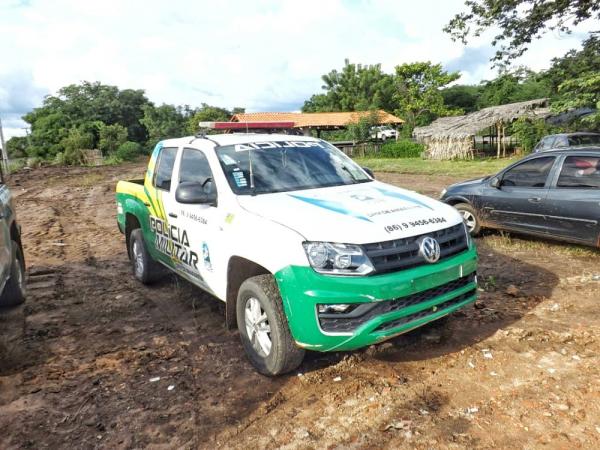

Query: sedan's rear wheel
[[454, 203, 481, 236]]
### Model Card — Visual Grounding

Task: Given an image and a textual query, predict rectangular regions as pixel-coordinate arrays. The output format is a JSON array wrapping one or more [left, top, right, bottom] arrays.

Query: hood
[[450, 176, 489, 188], [237, 181, 463, 243]]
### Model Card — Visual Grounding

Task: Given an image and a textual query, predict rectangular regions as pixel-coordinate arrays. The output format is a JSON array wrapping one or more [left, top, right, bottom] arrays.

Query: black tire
[[0, 241, 26, 307], [129, 229, 162, 284], [236, 274, 305, 376], [454, 203, 481, 236]]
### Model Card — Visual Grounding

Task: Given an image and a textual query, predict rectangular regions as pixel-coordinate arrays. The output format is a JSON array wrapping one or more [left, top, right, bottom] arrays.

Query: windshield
[[216, 140, 372, 195]]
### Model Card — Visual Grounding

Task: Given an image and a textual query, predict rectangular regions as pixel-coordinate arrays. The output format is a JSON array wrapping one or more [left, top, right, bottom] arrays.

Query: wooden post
[[496, 122, 501, 159]]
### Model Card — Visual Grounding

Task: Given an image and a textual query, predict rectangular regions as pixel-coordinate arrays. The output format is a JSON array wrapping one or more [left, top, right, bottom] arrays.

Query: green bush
[[510, 117, 551, 153], [116, 141, 142, 161], [377, 140, 425, 158]]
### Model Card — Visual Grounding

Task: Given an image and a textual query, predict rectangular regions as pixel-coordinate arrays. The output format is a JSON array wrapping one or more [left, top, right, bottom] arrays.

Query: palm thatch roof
[[414, 98, 550, 140]]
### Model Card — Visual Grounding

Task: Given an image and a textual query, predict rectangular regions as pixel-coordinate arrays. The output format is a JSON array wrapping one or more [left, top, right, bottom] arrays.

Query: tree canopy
[[10, 81, 243, 162], [444, 0, 600, 65], [302, 60, 395, 112]]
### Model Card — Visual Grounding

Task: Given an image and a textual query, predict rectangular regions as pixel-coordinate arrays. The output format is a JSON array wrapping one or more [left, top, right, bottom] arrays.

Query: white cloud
[[0, 0, 593, 141]]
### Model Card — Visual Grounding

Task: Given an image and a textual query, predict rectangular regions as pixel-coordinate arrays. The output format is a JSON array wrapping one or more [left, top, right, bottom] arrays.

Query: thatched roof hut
[[414, 99, 551, 159]]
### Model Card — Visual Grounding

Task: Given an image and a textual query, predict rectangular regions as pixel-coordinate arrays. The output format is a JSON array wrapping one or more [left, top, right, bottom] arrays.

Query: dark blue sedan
[[440, 147, 600, 247]]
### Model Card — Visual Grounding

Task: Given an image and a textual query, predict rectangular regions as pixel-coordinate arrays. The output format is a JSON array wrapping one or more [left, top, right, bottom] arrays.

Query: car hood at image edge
[[236, 181, 463, 243]]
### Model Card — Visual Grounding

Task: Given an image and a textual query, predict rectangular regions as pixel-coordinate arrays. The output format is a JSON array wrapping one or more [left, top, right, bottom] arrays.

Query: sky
[[0, 0, 595, 141]]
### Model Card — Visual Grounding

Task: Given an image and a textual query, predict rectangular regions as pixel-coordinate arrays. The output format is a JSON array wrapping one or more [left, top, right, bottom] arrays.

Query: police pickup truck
[[116, 126, 477, 375]]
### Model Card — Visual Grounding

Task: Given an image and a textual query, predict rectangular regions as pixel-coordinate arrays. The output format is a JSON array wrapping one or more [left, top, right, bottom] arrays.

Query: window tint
[[501, 157, 555, 188], [179, 149, 213, 184], [557, 156, 600, 189], [153, 147, 177, 191]]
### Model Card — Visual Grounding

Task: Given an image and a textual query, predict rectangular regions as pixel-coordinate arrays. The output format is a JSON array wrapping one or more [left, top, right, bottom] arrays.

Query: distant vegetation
[[6, 82, 243, 164], [5, 1, 598, 165]]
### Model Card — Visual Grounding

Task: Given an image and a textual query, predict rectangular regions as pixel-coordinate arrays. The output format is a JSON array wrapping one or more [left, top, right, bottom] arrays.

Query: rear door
[[480, 156, 557, 234], [544, 154, 600, 245]]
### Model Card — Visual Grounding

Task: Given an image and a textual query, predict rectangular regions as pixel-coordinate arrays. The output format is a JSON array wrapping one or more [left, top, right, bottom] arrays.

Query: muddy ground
[[0, 162, 599, 449]]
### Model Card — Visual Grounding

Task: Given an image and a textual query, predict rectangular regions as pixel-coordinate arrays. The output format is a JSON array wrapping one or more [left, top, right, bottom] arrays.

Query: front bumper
[[275, 246, 477, 351]]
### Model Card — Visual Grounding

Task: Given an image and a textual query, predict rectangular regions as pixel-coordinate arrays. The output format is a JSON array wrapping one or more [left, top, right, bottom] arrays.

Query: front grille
[[318, 273, 476, 334], [363, 223, 468, 275], [373, 289, 476, 332]]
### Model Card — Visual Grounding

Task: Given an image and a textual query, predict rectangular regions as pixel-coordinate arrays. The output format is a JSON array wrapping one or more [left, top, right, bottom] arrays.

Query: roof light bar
[[198, 121, 295, 130]]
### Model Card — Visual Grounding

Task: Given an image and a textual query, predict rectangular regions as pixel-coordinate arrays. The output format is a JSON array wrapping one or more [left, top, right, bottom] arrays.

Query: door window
[[179, 149, 213, 184], [556, 156, 600, 189], [501, 157, 555, 188], [153, 147, 177, 191]]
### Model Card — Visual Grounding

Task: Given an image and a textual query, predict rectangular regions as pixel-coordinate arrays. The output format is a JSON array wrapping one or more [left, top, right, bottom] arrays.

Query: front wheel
[[454, 203, 481, 236], [129, 229, 163, 284], [236, 274, 305, 376], [0, 241, 26, 307]]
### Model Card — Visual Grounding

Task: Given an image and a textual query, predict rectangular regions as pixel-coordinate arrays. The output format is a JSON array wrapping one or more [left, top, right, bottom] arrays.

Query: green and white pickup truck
[[116, 133, 477, 375]]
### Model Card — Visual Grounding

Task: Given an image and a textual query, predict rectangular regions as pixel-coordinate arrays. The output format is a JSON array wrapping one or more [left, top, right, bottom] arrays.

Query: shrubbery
[[116, 141, 143, 161], [377, 140, 425, 158]]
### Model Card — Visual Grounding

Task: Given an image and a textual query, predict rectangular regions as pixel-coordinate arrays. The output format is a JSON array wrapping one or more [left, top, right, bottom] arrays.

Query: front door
[[164, 147, 220, 293], [545, 154, 600, 244], [481, 156, 556, 234]]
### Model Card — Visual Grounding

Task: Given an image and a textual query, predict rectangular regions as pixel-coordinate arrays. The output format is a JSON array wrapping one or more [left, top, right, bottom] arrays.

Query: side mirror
[[362, 167, 375, 179], [176, 180, 217, 205], [490, 177, 500, 189]]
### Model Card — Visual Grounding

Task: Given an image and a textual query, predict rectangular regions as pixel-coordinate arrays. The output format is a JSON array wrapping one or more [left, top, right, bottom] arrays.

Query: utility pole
[[0, 114, 7, 173]]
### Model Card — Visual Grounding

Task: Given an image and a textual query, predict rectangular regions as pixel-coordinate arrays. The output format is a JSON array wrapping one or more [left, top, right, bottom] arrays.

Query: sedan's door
[[480, 156, 557, 235], [544, 154, 600, 245]]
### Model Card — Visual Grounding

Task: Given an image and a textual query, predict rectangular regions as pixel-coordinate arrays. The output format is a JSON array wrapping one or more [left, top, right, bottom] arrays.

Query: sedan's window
[[501, 157, 555, 188], [557, 156, 600, 189]]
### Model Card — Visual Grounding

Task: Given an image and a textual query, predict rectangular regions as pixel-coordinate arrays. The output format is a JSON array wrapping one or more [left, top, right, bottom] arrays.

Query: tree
[[186, 103, 237, 134], [302, 60, 396, 112], [393, 62, 462, 136], [22, 81, 152, 158], [61, 127, 95, 165], [445, 0, 600, 65], [5, 136, 29, 158], [441, 84, 483, 113], [542, 33, 600, 94], [477, 67, 551, 108], [141, 104, 190, 148], [98, 123, 128, 155], [346, 111, 381, 142]]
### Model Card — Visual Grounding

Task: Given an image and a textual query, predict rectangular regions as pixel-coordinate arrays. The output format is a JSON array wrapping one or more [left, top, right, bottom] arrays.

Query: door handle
[[528, 197, 542, 203], [168, 212, 178, 218], [143, 202, 151, 207]]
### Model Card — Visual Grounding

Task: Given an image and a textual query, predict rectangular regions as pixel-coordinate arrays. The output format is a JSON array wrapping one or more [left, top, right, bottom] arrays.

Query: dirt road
[[1, 162, 599, 449]]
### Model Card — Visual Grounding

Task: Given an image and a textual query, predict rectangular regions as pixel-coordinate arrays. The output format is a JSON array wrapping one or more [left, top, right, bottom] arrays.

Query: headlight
[[440, 188, 447, 199], [303, 242, 374, 276]]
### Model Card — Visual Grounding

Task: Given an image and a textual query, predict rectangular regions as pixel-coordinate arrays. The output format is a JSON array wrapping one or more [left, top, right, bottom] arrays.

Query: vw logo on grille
[[419, 236, 441, 264]]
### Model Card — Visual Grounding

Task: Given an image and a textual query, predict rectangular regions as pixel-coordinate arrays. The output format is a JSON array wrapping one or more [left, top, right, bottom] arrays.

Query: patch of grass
[[482, 232, 599, 258], [79, 173, 105, 188], [355, 157, 518, 178]]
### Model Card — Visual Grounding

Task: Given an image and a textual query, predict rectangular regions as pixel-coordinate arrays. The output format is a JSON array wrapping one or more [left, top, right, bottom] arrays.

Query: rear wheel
[[0, 241, 26, 307], [236, 274, 304, 376], [129, 229, 162, 284], [454, 203, 481, 236]]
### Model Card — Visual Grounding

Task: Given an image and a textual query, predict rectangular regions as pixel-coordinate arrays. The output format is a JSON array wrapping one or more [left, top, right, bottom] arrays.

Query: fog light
[[317, 304, 352, 314]]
